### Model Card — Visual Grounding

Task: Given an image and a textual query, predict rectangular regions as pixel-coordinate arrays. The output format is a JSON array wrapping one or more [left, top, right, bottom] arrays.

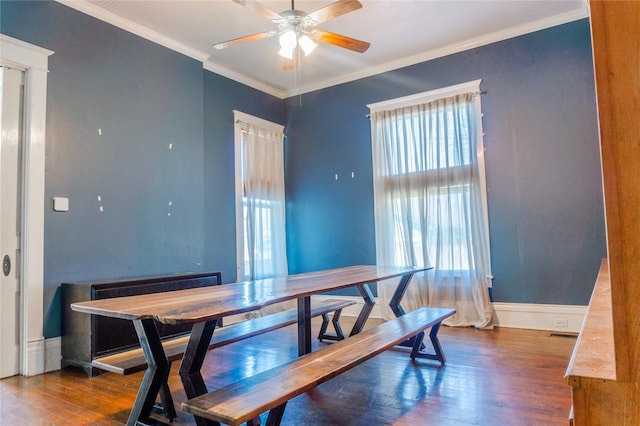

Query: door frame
[[0, 34, 52, 376]]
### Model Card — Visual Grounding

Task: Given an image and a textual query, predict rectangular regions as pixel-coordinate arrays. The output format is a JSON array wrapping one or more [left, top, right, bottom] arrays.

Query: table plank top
[[71, 265, 428, 325]]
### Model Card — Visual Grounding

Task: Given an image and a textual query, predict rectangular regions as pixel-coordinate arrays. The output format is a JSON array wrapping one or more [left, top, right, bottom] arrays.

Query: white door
[[0, 65, 24, 378]]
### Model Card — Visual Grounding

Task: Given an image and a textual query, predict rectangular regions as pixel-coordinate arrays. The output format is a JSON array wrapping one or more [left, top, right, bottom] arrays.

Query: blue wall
[[2, 1, 205, 337], [1, 0, 282, 337], [1, 0, 605, 340], [285, 19, 606, 304]]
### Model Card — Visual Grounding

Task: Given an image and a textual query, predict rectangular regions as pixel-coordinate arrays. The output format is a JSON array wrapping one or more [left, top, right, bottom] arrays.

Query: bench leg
[[179, 319, 220, 426], [332, 309, 346, 340], [318, 308, 346, 342], [410, 321, 447, 366], [428, 321, 447, 365], [265, 402, 287, 426], [318, 313, 330, 341], [246, 416, 261, 426], [298, 296, 312, 355], [387, 271, 449, 364]]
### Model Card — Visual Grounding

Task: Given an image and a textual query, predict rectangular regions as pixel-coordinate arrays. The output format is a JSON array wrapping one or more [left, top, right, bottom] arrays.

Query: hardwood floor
[[0, 320, 575, 425]]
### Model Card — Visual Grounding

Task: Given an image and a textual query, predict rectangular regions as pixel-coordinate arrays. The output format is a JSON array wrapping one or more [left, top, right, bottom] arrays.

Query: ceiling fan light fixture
[[278, 30, 297, 59], [298, 35, 317, 56], [215, 0, 370, 68]]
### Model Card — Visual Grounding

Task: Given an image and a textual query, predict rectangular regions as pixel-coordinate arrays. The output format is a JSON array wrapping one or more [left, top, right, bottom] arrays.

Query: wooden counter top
[[565, 259, 616, 386]]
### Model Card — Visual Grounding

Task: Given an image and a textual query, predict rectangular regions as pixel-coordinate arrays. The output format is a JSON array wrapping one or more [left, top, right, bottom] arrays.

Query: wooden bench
[[181, 306, 455, 426]]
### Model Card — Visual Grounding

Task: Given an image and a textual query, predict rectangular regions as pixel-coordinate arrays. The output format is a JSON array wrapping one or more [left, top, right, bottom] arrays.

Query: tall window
[[369, 80, 493, 328], [233, 111, 288, 282]]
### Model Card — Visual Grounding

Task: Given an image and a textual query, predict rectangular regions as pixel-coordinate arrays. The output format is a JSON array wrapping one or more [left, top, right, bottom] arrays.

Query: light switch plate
[[53, 197, 69, 212]]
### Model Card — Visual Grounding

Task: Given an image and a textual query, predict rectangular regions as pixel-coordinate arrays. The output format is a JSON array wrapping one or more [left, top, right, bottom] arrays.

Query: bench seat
[[92, 298, 355, 375], [181, 306, 455, 426]]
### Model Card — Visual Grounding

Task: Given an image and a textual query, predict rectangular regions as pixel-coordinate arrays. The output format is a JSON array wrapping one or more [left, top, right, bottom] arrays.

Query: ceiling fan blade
[[306, 0, 363, 25], [232, 0, 284, 22], [213, 30, 277, 50], [310, 29, 370, 53]]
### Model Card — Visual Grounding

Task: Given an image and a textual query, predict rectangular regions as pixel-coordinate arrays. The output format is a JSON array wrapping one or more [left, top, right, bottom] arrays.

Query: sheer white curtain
[[369, 82, 493, 328], [233, 111, 290, 315]]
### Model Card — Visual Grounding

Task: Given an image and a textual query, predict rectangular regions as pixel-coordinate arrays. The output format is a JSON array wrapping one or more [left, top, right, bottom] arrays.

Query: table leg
[[390, 273, 421, 352], [349, 283, 375, 336], [157, 365, 177, 421], [298, 296, 311, 356], [127, 319, 171, 426], [179, 319, 219, 426], [389, 272, 414, 317]]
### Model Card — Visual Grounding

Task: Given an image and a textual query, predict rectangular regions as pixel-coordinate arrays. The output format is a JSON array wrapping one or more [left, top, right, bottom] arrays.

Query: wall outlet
[[553, 318, 569, 328]]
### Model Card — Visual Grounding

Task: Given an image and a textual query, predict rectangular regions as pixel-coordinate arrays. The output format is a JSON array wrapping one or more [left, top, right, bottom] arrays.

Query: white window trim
[[367, 79, 482, 113], [233, 110, 284, 134], [232, 110, 285, 281], [1, 34, 53, 375]]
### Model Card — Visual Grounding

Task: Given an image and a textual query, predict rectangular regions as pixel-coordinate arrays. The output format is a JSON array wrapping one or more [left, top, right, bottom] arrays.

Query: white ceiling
[[58, 0, 589, 98]]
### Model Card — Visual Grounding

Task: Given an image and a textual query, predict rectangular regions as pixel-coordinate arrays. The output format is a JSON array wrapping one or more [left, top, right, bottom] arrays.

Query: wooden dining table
[[71, 265, 431, 426]]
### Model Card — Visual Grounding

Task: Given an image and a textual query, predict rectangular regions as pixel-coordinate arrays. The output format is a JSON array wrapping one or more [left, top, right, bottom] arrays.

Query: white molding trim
[[54, 1, 588, 99], [1, 34, 53, 376], [28, 336, 61, 374], [55, 0, 208, 63], [313, 295, 586, 333], [233, 110, 285, 134], [203, 62, 286, 99], [492, 302, 586, 333], [54, 0, 286, 98], [284, 9, 590, 98], [44, 337, 62, 373], [367, 79, 481, 112], [26, 338, 45, 375]]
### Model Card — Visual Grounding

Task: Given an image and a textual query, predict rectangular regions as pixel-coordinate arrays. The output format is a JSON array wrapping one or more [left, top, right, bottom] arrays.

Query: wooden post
[[566, 2, 640, 423], [589, 0, 640, 383]]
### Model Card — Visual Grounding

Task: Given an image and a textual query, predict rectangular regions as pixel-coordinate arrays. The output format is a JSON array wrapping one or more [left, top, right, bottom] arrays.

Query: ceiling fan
[[213, 0, 370, 68]]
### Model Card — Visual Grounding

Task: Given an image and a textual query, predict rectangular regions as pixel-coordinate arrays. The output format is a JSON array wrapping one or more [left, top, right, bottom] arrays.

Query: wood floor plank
[[0, 320, 575, 425]]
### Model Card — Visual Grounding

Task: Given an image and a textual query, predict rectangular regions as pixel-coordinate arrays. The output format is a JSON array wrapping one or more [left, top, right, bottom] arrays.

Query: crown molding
[[54, 1, 589, 99], [56, 0, 209, 62], [203, 61, 287, 99], [283, 7, 590, 98]]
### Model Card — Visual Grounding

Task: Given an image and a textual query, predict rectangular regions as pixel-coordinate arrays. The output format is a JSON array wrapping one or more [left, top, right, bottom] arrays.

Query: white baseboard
[[313, 295, 586, 333], [492, 302, 586, 333], [25, 338, 45, 376], [44, 336, 61, 373]]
